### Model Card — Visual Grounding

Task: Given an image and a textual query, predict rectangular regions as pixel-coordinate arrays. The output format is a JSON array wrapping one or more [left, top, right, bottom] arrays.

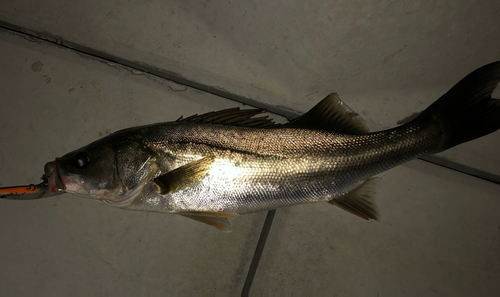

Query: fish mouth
[[44, 160, 66, 192]]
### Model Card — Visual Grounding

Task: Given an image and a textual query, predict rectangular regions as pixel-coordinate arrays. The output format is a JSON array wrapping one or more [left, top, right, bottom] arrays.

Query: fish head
[[44, 143, 121, 199], [44, 137, 159, 204]]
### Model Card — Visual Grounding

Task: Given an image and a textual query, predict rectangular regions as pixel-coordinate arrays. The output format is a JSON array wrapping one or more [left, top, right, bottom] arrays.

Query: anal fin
[[328, 177, 380, 221], [180, 212, 239, 232]]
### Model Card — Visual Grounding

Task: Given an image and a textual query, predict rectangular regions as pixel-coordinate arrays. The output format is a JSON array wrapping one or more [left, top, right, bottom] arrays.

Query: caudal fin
[[417, 61, 500, 150]]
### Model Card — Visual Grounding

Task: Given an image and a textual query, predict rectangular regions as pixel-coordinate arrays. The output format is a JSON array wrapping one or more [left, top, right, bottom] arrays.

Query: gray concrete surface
[[0, 2, 500, 295], [0, 30, 266, 296], [252, 160, 500, 295], [1, 0, 499, 175]]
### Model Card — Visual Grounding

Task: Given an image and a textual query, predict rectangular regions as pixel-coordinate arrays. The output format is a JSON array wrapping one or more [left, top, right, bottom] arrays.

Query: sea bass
[[2, 62, 500, 231]]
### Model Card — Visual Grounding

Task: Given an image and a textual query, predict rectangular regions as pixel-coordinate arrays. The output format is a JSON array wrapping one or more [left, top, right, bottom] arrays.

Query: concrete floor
[[1, 1, 500, 295]]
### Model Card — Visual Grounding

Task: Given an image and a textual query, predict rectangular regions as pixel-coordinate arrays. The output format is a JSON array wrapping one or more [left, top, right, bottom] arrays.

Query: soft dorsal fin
[[286, 93, 369, 134], [328, 177, 380, 221], [177, 107, 277, 128], [180, 212, 239, 232]]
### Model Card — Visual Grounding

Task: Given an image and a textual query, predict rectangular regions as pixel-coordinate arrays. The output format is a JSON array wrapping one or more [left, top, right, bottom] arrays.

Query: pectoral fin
[[328, 177, 380, 221], [154, 157, 215, 195], [180, 212, 239, 232]]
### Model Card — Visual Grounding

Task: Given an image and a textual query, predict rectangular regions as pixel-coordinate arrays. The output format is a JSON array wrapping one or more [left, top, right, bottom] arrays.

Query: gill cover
[[105, 141, 159, 207]]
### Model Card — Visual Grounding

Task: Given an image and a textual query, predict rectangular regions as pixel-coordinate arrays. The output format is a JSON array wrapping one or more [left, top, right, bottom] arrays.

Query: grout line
[[0, 19, 299, 120], [419, 155, 500, 185], [2, 19, 500, 294], [241, 210, 276, 296]]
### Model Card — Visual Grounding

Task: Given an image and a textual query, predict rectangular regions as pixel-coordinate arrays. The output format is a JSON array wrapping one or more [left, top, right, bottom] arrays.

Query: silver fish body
[[122, 119, 439, 215], [34, 61, 500, 230]]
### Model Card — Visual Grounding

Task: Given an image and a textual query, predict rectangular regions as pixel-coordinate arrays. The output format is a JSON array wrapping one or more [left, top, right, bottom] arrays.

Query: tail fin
[[417, 61, 500, 150]]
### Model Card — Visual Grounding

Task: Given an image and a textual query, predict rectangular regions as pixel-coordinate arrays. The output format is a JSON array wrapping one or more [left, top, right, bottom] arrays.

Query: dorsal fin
[[177, 107, 277, 128], [286, 93, 369, 134]]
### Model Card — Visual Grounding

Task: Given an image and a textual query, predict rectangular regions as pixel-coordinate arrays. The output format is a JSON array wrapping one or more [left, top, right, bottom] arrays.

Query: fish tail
[[417, 61, 500, 151]]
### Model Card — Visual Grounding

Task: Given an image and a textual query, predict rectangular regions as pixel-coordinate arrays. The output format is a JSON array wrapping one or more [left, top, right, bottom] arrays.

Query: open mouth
[[44, 160, 66, 192]]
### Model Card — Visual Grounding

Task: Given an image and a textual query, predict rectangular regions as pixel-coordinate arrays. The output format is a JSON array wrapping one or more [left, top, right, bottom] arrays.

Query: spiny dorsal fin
[[180, 212, 239, 232], [177, 107, 277, 128], [287, 93, 369, 134], [154, 157, 215, 195], [328, 177, 380, 221]]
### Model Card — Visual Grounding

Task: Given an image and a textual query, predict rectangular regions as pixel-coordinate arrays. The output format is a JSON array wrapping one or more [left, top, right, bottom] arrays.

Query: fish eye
[[74, 151, 90, 168]]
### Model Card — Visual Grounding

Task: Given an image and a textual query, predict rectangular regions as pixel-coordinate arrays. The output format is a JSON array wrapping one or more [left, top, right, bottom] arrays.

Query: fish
[[2, 61, 500, 232]]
